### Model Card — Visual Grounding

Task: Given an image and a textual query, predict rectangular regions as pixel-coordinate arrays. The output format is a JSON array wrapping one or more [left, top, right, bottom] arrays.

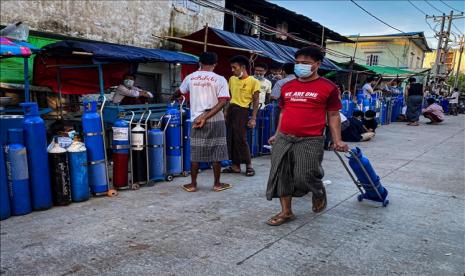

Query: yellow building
[[423, 49, 465, 74], [326, 32, 432, 71]]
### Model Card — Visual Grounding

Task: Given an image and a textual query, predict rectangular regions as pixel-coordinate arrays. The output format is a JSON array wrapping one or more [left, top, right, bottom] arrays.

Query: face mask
[[254, 75, 264, 80], [124, 79, 134, 87], [237, 71, 243, 79], [294, 64, 313, 78]]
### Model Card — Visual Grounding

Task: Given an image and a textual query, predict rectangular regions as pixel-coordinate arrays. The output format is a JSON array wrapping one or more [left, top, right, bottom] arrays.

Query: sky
[[269, 0, 465, 49]]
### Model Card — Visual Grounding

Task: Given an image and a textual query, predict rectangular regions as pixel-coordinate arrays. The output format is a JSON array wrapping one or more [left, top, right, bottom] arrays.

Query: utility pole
[[426, 11, 465, 92], [441, 11, 454, 75], [429, 13, 446, 81], [454, 36, 464, 89]]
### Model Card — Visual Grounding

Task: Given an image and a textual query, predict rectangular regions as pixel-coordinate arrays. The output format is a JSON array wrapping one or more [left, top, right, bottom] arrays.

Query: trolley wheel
[[132, 183, 140, 190], [107, 189, 118, 197], [181, 171, 189, 177], [165, 175, 174, 182], [382, 199, 389, 207], [357, 194, 364, 202]]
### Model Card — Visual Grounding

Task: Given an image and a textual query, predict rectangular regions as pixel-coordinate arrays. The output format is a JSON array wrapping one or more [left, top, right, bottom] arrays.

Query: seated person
[[342, 110, 375, 142], [422, 98, 444, 124], [113, 73, 153, 104], [363, 110, 378, 132]]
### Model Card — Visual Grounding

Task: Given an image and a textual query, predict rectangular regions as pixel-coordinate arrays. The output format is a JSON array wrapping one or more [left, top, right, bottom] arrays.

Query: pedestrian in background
[[173, 52, 231, 192], [448, 88, 460, 116], [270, 63, 295, 100], [223, 55, 260, 177], [423, 98, 444, 124], [405, 77, 424, 126], [253, 62, 272, 107]]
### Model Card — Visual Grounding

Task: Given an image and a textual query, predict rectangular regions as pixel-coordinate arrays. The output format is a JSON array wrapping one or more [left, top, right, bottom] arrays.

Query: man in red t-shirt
[[265, 46, 348, 226]]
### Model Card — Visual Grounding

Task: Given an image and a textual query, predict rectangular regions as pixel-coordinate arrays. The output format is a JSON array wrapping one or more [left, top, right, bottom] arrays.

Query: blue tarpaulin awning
[[182, 28, 341, 71], [41, 40, 198, 64]]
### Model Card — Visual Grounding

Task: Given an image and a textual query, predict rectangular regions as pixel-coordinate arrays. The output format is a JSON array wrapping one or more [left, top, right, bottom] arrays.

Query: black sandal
[[222, 167, 240, 173], [245, 167, 255, 177]]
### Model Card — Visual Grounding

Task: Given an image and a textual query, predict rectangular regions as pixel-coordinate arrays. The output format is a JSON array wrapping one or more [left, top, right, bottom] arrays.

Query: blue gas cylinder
[[20, 102, 52, 210], [164, 104, 182, 175], [348, 147, 387, 201], [183, 118, 191, 173], [441, 99, 449, 113], [4, 129, 32, 216], [356, 91, 364, 104], [82, 100, 108, 194], [362, 97, 371, 112], [0, 115, 23, 147], [148, 126, 165, 181], [67, 139, 89, 202], [247, 116, 259, 157], [0, 146, 11, 220], [260, 108, 271, 154], [112, 114, 130, 155]]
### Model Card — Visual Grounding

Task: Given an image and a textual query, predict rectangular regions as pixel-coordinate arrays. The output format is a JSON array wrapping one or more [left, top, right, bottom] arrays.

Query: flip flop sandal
[[222, 167, 241, 173], [245, 167, 255, 177], [182, 184, 197, 192], [312, 186, 327, 213], [266, 215, 296, 226], [212, 183, 232, 192]]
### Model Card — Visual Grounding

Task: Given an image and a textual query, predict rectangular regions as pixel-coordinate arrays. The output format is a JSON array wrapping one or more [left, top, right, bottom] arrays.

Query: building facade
[[0, 0, 225, 97], [423, 49, 465, 75], [326, 32, 432, 70], [0, 0, 224, 48]]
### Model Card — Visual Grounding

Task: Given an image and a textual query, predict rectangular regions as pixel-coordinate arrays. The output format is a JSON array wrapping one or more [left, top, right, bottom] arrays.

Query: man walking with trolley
[[266, 46, 348, 226]]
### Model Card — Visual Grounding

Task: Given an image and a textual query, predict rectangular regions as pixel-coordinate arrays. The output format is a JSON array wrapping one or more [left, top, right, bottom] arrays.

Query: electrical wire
[[452, 23, 464, 35], [349, 0, 405, 33], [193, 0, 405, 68], [408, 0, 427, 15], [439, 0, 464, 14], [424, 0, 444, 14]]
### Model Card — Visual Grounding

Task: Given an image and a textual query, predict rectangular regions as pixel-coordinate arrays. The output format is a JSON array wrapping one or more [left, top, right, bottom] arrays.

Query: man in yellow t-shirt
[[223, 55, 260, 177]]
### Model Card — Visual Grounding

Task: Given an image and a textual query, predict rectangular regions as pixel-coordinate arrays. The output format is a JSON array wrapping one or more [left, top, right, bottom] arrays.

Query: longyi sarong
[[190, 112, 228, 162], [226, 104, 252, 165], [266, 133, 325, 200]]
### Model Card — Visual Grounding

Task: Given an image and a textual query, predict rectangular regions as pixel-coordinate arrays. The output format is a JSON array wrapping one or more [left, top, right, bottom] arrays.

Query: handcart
[[334, 148, 389, 207]]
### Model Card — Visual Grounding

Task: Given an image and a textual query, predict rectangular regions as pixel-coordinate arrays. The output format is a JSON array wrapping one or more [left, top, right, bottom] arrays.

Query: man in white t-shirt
[[173, 52, 231, 193], [253, 62, 272, 108], [362, 76, 376, 98], [448, 88, 460, 116]]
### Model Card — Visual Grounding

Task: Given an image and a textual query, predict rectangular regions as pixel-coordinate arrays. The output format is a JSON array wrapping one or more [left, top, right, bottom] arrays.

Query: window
[[366, 54, 379, 66]]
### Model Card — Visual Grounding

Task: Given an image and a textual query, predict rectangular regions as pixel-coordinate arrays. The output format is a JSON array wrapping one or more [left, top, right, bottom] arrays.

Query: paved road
[[1, 115, 464, 275]]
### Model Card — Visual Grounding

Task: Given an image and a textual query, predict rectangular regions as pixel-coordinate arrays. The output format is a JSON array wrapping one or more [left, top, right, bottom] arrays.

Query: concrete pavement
[[1, 115, 464, 275]]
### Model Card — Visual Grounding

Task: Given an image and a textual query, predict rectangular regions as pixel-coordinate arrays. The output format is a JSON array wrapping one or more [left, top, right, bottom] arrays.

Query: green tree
[[447, 73, 465, 93]]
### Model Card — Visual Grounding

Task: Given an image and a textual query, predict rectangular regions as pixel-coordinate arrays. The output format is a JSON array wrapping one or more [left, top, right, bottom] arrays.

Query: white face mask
[[237, 71, 243, 79], [124, 79, 134, 87]]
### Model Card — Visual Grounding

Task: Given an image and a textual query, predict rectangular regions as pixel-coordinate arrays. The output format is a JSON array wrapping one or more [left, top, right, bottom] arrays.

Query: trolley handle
[[98, 95, 107, 114], [159, 114, 172, 133]]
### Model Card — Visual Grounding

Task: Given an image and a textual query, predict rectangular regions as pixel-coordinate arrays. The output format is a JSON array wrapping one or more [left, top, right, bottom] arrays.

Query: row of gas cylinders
[[247, 103, 278, 158], [112, 102, 196, 189], [340, 92, 404, 125], [0, 101, 115, 221]]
